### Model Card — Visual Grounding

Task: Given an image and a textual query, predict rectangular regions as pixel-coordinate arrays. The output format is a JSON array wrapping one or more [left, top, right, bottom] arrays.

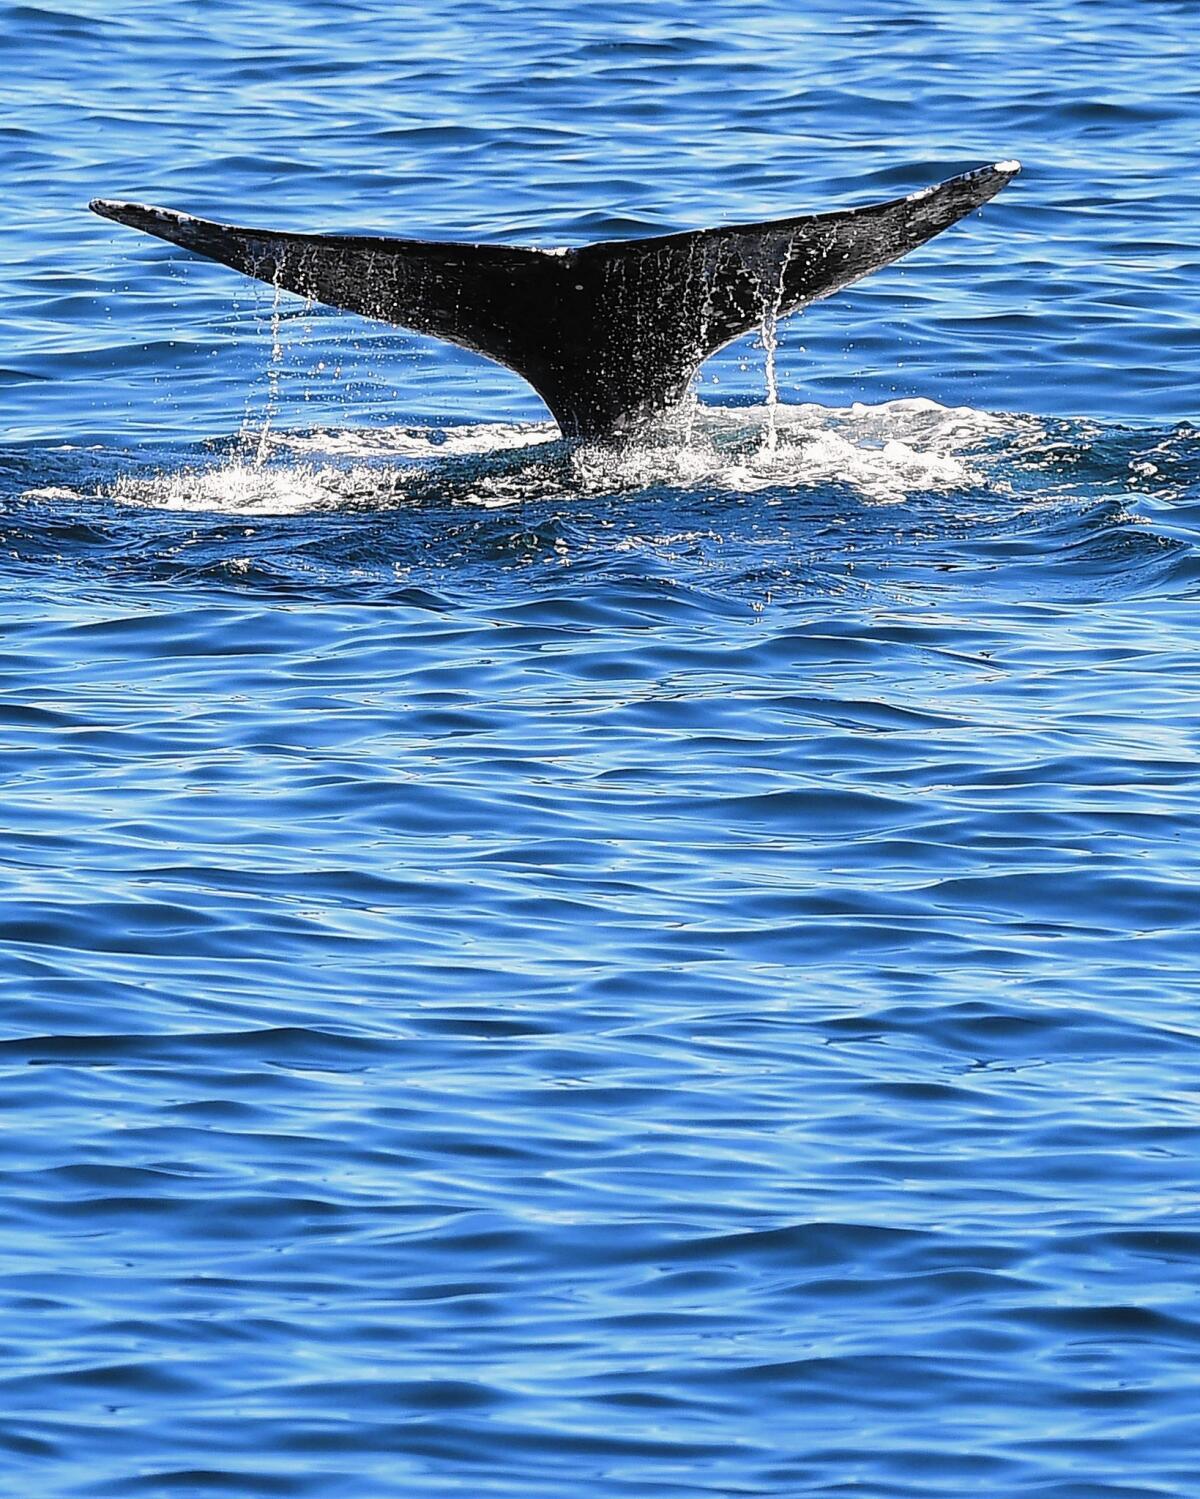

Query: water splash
[[252, 277, 286, 467], [759, 249, 789, 458], [749, 232, 785, 455], [106, 458, 404, 514], [15, 401, 1031, 519], [81, 401, 1003, 514]]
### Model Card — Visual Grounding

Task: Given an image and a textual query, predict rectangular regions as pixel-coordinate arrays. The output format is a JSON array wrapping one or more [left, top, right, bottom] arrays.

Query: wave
[[3, 401, 1196, 611]]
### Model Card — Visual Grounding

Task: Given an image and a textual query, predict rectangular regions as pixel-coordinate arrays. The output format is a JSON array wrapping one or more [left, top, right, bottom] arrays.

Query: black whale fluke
[[90, 163, 1018, 439]]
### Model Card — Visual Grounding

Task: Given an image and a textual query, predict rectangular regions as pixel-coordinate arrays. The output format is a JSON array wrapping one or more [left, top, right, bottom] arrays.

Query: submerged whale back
[[90, 163, 1017, 438]]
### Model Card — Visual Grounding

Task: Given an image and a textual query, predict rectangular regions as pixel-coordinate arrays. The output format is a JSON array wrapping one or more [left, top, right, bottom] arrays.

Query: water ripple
[[4, 1, 1200, 1495]]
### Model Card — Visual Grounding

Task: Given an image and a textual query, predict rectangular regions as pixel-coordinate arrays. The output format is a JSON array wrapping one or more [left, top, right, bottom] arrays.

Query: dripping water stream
[[253, 277, 286, 466], [758, 244, 789, 457]]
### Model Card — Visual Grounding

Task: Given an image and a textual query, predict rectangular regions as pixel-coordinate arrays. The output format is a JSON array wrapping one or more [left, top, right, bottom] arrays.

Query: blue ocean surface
[[3, 2, 1200, 1495]]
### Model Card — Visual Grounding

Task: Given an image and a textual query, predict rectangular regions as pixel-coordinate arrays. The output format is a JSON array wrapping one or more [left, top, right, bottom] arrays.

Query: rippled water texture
[[3, 2, 1200, 1496]]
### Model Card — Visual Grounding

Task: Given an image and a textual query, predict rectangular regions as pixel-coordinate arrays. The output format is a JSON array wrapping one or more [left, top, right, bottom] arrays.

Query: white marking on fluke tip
[[92, 199, 189, 223], [995, 160, 1021, 174]]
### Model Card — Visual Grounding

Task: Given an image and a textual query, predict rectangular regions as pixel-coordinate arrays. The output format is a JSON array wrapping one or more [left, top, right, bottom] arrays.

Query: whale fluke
[[90, 162, 1018, 439]]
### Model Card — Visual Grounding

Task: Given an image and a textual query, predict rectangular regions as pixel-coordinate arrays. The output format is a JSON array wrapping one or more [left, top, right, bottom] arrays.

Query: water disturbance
[[253, 277, 287, 467], [758, 248, 789, 457], [3, 0, 1200, 1496]]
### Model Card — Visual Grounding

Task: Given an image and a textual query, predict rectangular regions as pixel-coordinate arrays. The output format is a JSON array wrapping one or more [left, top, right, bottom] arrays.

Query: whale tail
[[90, 162, 1018, 439]]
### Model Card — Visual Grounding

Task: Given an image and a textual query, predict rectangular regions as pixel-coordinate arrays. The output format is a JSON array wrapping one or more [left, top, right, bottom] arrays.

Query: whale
[[90, 162, 1018, 440]]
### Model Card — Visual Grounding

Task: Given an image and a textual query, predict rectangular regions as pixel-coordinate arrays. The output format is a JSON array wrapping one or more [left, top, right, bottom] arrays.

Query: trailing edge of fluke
[[90, 162, 1019, 439]]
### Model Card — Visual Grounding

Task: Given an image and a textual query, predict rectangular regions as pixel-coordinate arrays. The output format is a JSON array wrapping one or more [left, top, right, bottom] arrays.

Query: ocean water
[[3, 2, 1200, 1495]]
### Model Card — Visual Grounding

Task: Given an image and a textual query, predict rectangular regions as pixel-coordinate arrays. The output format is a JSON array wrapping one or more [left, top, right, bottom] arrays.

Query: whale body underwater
[[90, 161, 1019, 440]]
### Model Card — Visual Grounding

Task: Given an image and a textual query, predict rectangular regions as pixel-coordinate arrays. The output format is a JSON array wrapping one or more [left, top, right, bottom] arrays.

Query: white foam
[[21, 486, 84, 503], [30, 400, 1024, 516], [276, 421, 557, 459], [107, 459, 405, 515], [570, 398, 1018, 503]]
